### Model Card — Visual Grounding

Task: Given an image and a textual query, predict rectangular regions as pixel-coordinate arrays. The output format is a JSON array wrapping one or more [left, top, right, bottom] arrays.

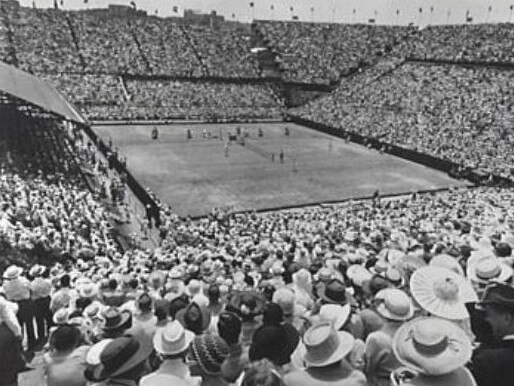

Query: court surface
[[93, 123, 469, 217]]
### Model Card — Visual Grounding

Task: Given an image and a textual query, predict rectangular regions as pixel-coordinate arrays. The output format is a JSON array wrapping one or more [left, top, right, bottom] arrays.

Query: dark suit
[[469, 339, 514, 386]]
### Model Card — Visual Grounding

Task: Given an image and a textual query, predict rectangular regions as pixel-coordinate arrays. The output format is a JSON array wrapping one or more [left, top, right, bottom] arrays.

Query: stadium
[[0, 0, 513, 385]]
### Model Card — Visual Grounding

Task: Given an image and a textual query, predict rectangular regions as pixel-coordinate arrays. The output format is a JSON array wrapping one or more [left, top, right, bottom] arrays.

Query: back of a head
[[218, 311, 242, 345], [108, 278, 118, 291], [242, 359, 285, 386], [60, 274, 71, 288], [137, 292, 153, 314], [208, 284, 220, 304], [50, 324, 81, 351]]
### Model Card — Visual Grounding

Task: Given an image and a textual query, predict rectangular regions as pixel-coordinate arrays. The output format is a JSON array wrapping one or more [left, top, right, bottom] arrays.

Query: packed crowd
[[123, 80, 284, 121], [255, 21, 414, 84], [293, 62, 514, 178], [1, 184, 514, 386], [411, 24, 514, 63]]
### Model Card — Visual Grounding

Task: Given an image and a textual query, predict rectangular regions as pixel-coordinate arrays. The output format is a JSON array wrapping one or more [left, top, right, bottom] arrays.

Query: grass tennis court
[[93, 123, 469, 217]]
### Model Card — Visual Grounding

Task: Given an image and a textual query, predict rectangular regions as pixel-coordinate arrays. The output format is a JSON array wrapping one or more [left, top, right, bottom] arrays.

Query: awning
[[0, 61, 85, 124]]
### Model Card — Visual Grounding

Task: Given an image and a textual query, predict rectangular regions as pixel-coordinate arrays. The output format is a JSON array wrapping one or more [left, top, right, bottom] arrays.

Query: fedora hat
[[300, 321, 355, 367], [375, 289, 414, 321], [467, 257, 513, 285], [317, 279, 348, 305], [476, 282, 514, 310], [249, 323, 300, 366], [101, 308, 132, 332], [393, 317, 472, 376], [410, 266, 477, 320], [3, 265, 22, 280], [175, 302, 211, 334], [228, 291, 266, 321], [153, 320, 194, 355], [92, 336, 153, 381], [318, 303, 351, 330]]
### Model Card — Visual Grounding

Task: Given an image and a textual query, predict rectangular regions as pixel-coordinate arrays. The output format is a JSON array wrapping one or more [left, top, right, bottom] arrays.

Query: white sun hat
[[410, 266, 477, 320]]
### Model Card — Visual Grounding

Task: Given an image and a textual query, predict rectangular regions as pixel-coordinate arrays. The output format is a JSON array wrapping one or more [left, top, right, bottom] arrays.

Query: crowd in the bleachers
[[293, 62, 514, 179], [2, 179, 514, 386], [255, 21, 414, 84]]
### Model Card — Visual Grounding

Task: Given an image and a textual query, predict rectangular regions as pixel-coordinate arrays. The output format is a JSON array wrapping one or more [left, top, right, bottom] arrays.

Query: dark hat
[[92, 336, 153, 380], [495, 242, 512, 258], [262, 302, 284, 326], [477, 282, 514, 310], [176, 302, 211, 335], [317, 279, 348, 305], [189, 334, 229, 375], [101, 308, 132, 332], [228, 291, 266, 321], [168, 294, 189, 319], [249, 323, 300, 366]]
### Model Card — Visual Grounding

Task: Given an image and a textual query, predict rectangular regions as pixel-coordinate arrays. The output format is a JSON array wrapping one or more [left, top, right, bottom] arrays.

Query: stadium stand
[[1, 3, 514, 386], [291, 62, 514, 179]]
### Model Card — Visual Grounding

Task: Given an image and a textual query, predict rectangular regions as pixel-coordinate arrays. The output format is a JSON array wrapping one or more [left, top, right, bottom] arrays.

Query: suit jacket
[[469, 339, 514, 386]]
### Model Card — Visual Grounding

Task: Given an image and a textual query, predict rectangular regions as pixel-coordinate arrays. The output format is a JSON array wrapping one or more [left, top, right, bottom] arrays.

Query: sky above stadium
[[20, 0, 514, 25]]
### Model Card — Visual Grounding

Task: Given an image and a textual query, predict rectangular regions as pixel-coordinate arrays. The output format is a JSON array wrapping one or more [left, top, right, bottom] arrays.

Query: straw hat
[[467, 257, 513, 285], [375, 289, 414, 321], [318, 304, 351, 330], [153, 320, 194, 356], [299, 321, 355, 367], [346, 264, 373, 287], [410, 266, 477, 320], [430, 254, 464, 276], [3, 265, 22, 280], [393, 317, 472, 376], [53, 308, 71, 325], [29, 265, 45, 277], [77, 280, 97, 298]]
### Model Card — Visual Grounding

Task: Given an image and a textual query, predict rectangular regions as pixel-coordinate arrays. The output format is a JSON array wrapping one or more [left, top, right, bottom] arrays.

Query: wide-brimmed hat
[[317, 279, 348, 305], [249, 323, 300, 366], [476, 282, 514, 310], [410, 266, 477, 320], [153, 320, 194, 355], [300, 322, 355, 367], [3, 265, 22, 280], [101, 308, 132, 332], [87, 339, 113, 365], [346, 264, 372, 287], [375, 289, 414, 321], [175, 302, 211, 334], [92, 336, 153, 380], [467, 257, 513, 285], [393, 317, 472, 376], [430, 254, 464, 276], [318, 303, 351, 330]]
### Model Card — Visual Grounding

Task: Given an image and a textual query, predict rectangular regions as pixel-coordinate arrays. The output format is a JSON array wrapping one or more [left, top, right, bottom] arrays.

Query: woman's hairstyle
[[242, 359, 285, 386]]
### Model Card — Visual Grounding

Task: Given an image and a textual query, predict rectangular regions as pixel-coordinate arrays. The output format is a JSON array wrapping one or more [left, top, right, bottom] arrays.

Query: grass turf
[[93, 123, 469, 217]]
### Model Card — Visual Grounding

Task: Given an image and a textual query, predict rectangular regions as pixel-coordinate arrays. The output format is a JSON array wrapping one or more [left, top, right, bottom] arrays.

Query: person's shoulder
[[140, 373, 192, 386]]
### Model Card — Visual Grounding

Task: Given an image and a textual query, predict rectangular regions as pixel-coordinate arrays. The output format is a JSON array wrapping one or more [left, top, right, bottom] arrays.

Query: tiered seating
[[123, 79, 284, 120], [184, 24, 261, 78], [70, 11, 147, 74], [11, 8, 81, 74], [293, 62, 514, 177], [256, 21, 413, 84], [411, 24, 514, 63]]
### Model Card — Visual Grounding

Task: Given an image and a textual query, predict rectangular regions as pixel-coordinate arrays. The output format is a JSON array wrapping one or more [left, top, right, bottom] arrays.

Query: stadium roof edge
[[0, 61, 86, 124]]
